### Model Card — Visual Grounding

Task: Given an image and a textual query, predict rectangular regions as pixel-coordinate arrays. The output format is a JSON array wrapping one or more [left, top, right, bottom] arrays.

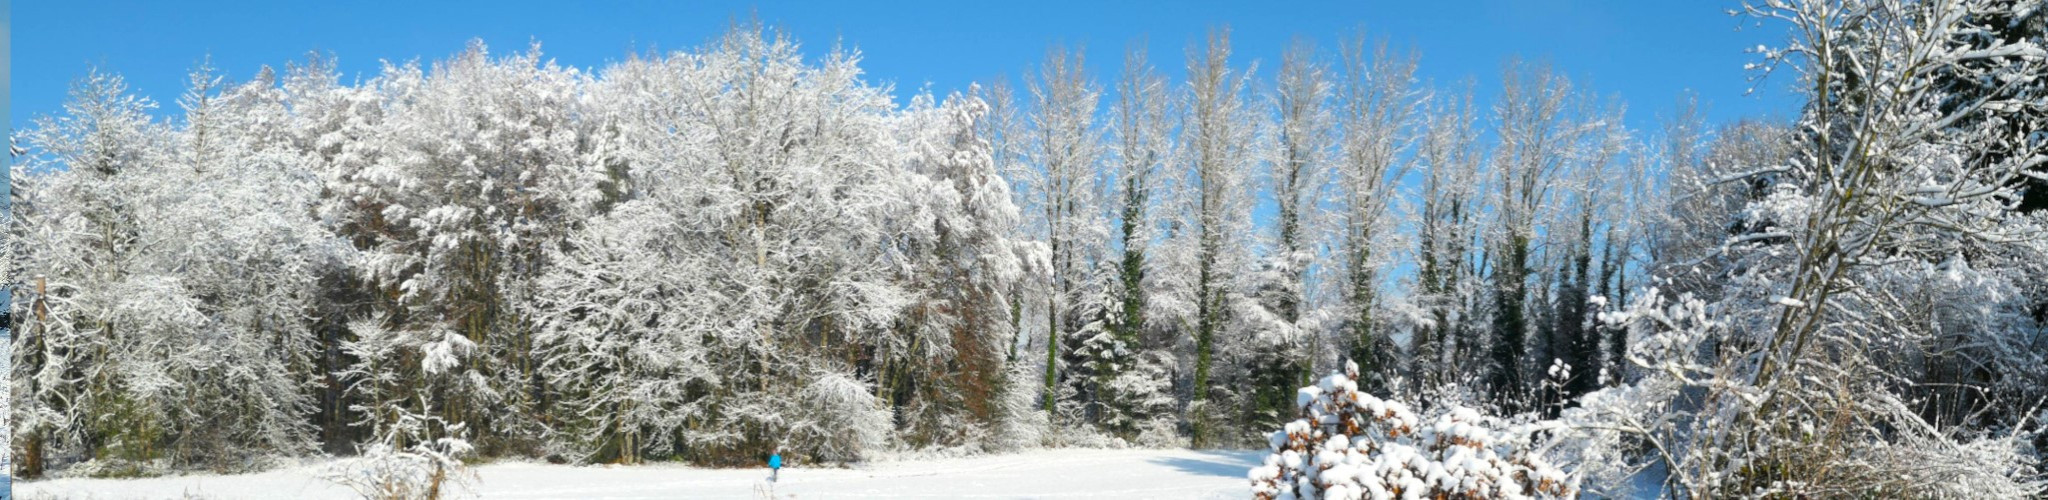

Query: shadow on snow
[[1145, 449, 1263, 479]]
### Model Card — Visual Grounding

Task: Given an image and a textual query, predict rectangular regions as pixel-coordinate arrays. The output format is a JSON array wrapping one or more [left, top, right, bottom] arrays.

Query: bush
[[1249, 360, 1573, 500], [321, 436, 477, 500]]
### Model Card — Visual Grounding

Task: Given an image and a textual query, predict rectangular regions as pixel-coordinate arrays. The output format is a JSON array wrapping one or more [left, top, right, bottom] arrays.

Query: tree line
[[9, 4, 2046, 494]]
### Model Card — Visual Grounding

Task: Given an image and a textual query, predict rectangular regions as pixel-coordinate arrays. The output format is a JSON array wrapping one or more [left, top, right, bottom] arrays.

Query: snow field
[[17, 448, 1263, 500]]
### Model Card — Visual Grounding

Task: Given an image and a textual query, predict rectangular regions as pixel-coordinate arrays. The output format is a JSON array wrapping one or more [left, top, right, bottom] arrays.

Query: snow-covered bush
[[1249, 360, 1573, 500], [322, 411, 477, 500], [60, 457, 174, 479], [322, 437, 477, 500]]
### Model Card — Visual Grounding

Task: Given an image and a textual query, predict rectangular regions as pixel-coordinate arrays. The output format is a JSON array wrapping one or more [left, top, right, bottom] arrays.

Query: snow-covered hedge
[[1249, 360, 1573, 500]]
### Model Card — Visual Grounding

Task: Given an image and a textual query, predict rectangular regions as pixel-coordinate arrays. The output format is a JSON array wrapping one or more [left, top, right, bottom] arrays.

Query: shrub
[[321, 435, 476, 500], [1249, 360, 1573, 500]]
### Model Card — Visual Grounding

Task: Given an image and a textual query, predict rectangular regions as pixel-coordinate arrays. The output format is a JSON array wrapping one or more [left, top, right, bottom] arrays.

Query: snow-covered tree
[[331, 42, 604, 456], [886, 89, 1034, 450], [1408, 88, 1485, 390], [1544, 1, 2048, 496], [1483, 61, 1586, 412], [1019, 46, 1106, 420], [1099, 45, 1177, 442], [10, 67, 340, 475], [1544, 103, 1632, 404], [1727, 0, 2046, 492], [527, 27, 909, 464], [1239, 39, 1335, 439], [1331, 36, 1420, 389], [1180, 28, 1263, 447]]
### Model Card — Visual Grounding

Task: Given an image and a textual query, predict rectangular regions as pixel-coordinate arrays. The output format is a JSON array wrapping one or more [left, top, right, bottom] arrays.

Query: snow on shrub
[[322, 422, 477, 500], [1249, 360, 1574, 500]]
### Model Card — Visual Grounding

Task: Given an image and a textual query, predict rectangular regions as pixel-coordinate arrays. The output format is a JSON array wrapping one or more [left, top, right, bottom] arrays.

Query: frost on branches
[[7, 0, 2045, 491], [1249, 360, 1573, 500]]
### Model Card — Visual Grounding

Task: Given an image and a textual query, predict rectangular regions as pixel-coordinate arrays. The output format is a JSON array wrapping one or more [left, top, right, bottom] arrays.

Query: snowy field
[[3, 330, 12, 500], [16, 448, 1263, 499]]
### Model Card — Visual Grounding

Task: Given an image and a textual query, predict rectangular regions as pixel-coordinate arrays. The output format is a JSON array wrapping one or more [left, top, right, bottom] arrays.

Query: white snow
[[16, 448, 1264, 499], [2, 329, 10, 500]]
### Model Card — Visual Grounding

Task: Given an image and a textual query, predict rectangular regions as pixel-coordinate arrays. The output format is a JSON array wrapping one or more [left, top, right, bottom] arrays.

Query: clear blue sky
[[13, 0, 1797, 134]]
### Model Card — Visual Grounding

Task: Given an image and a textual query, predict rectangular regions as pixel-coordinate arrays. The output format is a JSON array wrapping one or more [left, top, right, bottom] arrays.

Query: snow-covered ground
[[16, 448, 1262, 499], [3, 329, 12, 500]]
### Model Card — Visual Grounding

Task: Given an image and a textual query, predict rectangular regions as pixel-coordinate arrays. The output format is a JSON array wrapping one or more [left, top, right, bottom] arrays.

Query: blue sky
[[12, 0, 1798, 134]]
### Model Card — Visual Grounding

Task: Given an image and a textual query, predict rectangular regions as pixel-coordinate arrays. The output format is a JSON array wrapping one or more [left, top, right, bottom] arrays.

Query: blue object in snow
[[769, 453, 782, 469]]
